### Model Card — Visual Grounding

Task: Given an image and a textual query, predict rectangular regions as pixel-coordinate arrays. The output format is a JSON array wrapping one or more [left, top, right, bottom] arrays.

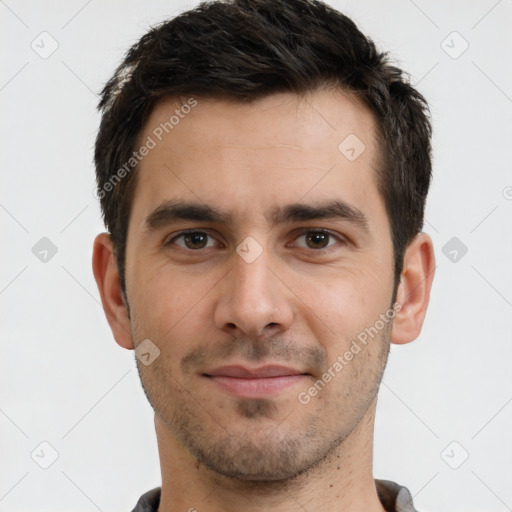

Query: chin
[[181, 426, 343, 484]]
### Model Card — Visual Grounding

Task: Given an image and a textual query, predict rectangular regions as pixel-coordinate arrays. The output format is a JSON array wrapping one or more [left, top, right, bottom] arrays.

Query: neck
[[155, 398, 385, 512]]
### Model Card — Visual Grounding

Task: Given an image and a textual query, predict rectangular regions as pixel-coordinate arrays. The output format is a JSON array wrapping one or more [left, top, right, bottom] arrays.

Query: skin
[[93, 87, 435, 512]]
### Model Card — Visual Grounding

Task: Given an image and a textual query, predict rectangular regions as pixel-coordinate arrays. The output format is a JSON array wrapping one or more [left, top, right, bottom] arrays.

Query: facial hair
[[134, 319, 392, 484]]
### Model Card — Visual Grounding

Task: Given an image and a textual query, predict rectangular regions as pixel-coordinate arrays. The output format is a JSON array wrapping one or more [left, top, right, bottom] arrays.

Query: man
[[92, 0, 435, 510]]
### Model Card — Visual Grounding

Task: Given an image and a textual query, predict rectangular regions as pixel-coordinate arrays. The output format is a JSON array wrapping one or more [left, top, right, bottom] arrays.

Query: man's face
[[124, 89, 396, 481]]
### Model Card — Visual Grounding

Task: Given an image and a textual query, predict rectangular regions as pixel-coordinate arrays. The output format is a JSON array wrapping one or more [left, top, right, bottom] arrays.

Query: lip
[[205, 365, 305, 378], [203, 365, 309, 398]]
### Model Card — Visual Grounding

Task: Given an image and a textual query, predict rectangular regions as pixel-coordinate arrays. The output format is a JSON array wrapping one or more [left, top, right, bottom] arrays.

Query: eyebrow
[[144, 200, 233, 231], [144, 199, 369, 233], [268, 201, 369, 232]]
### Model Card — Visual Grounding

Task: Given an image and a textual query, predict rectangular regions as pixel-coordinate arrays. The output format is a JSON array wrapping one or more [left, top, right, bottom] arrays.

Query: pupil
[[186, 233, 207, 248], [307, 232, 328, 248]]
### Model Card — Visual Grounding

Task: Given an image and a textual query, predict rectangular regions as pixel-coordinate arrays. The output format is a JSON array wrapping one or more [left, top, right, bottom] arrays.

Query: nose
[[213, 245, 294, 339]]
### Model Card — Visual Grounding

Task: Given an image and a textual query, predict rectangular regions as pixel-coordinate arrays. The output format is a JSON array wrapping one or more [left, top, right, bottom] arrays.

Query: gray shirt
[[130, 480, 418, 512]]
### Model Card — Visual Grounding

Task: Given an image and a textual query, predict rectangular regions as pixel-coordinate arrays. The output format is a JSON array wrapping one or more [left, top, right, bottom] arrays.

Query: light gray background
[[1, 1, 511, 510]]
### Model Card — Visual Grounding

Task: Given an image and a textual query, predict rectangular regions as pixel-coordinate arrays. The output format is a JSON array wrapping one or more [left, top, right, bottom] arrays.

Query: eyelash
[[165, 229, 346, 252]]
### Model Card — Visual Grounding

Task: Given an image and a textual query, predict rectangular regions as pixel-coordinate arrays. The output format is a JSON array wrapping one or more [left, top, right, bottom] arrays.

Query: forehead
[[130, 88, 384, 230]]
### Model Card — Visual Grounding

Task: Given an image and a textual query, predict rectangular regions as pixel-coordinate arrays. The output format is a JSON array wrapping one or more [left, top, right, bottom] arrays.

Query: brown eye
[[183, 232, 208, 249], [293, 230, 338, 250], [305, 232, 330, 249], [169, 231, 215, 250]]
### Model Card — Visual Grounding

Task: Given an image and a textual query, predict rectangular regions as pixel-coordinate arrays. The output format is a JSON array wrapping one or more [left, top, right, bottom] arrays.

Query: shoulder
[[376, 479, 419, 512], [130, 487, 161, 512]]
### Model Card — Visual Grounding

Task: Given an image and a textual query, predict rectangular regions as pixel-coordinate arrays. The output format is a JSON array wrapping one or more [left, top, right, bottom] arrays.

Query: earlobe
[[92, 233, 134, 350], [390, 232, 436, 345]]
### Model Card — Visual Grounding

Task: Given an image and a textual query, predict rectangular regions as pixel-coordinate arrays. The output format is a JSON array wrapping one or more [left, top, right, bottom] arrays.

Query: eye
[[292, 230, 341, 250], [167, 231, 217, 250]]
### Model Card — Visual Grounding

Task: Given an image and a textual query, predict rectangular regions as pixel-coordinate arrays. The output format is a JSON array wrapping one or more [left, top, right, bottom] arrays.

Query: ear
[[92, 233, 134, 350], [391, 232, 435, 345]]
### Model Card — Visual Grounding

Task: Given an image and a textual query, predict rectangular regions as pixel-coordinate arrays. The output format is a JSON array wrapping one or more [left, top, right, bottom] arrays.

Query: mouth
[[203, 365, 310, 398]]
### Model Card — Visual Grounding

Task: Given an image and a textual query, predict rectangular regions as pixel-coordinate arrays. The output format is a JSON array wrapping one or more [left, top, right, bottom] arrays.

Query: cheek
[[297, 264, 393, 353], [129, 263, 216, 346]]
